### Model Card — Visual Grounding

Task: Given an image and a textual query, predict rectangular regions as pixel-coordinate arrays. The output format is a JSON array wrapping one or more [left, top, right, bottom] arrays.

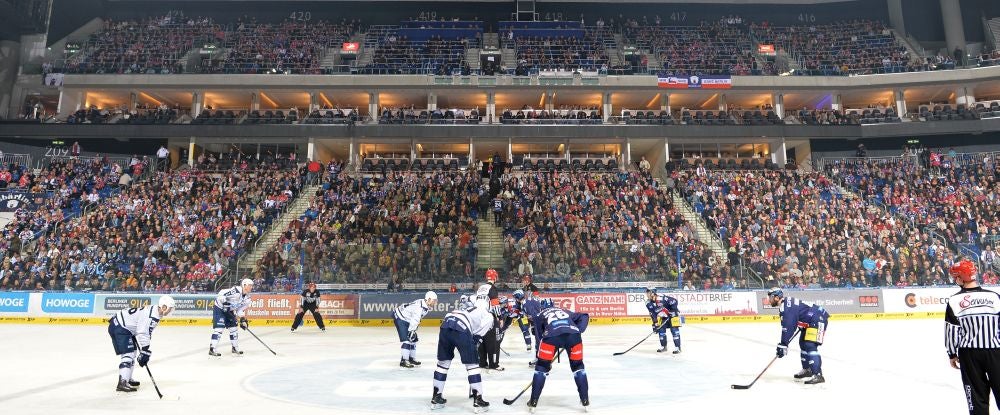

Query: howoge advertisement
[[626, 291, 759, 316], [756, 289, 885, 314]]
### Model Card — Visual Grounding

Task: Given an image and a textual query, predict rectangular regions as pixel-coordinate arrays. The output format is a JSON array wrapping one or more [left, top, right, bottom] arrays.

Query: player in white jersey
[[209, 278, 254, 356], [431, 299, 494, 412], [393, 291, 438, 368], [107, 296, 175, 392]]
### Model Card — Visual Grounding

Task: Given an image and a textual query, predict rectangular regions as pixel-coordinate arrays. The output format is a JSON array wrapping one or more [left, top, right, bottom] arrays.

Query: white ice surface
[[0, 319, 984, 414]]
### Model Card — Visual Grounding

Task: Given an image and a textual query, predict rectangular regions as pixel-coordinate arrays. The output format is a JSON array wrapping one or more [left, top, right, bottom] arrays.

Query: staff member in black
[[292, 282, 326, 332], [945, 259, 1000, 415]]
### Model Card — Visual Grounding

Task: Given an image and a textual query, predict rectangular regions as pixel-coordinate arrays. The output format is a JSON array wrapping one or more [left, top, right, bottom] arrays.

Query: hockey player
[[394, 291, 438, 368], [210, 278, 254, 356], [522, 292, 544, 366], [509, 290, 534, 351], [767, 288, 829, 384], [107, 295, 175, 392], [945, 259, 1000, 415], [528, 298, 590, 412], [291, 282, 325, 332], [431, 298, 494, 412], [645, 288, 682, 354]]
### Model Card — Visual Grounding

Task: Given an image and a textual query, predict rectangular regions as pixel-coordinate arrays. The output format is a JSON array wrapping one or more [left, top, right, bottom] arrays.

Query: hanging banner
[[658, 75, 732, 90], [757, 44, 776, 56]]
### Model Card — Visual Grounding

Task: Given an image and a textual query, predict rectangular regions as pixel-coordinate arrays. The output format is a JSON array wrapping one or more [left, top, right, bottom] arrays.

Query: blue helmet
[[512, 289, 525, 300], [645, 287, 657, 295], [766, 287, 783, 298], [540, 298, 555, 309]]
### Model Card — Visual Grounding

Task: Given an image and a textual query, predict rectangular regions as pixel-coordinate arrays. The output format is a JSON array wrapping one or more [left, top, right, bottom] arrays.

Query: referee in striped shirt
[[945, 259, 1000, 415]]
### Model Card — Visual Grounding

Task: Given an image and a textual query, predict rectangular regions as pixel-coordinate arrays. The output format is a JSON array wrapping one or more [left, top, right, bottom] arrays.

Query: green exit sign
[[52, 140, 65, 145]]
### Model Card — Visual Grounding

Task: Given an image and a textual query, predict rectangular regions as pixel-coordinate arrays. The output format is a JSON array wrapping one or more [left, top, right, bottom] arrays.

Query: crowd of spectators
[[501, 107, 602, 124], [59, 12, 358, 75], [676, 165, 985, 289], [628, 19, 759, 76], [379, 106, 481, 124], [488, 170, 741, 289], [511, 31, 609, 73], [252, 165, 482, 289], [362, 34, 473, 75], [0, 163, 303, 293], [207, 19, 357, 74], [824, 151, 999, 272], [752, 20, 914, 76], [60, 12, 221, 74]]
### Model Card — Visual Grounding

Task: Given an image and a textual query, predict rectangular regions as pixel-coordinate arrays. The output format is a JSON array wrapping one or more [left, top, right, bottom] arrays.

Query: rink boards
[[0, 287, 954, 325]]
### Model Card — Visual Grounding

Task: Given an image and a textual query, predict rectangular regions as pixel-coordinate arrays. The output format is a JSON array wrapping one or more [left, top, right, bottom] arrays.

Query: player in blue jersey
[[645, 288, 682, 354], [431, 299, 493, 412], [768, 288, 829, 384], [509, 290, 534, 351], [521, 292, 544, 367], [528, 298, 590, 412]]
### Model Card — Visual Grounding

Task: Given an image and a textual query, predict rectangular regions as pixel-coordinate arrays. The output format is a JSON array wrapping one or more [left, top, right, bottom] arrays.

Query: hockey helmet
[[950, 260, 978, 284], [540, 298, 555, 309], [512, 289, 525, 300], [241, 278, 254, 287], [158, 295, 176, 310], [645, 287, 657, 295], [766, 287, 784, 298], [425, 291, 438, 302], [485, 269, 499, 283], [459, 294, 470, 303]]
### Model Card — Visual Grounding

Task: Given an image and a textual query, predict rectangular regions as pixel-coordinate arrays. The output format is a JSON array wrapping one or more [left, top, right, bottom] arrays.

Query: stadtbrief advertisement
[[626, 291, 758, 316], [882, 287, 957, 313]]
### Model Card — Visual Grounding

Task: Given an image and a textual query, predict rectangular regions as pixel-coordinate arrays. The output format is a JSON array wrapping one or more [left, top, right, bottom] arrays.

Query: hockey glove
[[776, 344, 788, 358], [473, 335, 483, 346], [652, 322, 660, 332], [239, 317, 249, 330], [138, 346, 151, 367], [408, 330, 419, 343]]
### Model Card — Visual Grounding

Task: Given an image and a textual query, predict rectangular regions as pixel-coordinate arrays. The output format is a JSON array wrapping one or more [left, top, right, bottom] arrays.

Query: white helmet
[[241, 278, 254, 287], [158, 295, 176, 310], [425, 291, 438, 302]]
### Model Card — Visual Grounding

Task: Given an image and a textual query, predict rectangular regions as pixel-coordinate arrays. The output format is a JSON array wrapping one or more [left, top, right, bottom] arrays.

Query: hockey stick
[[131, 336, 164, 399], [499, 345, 512, 357], [245, 326, 278, 355], [502, 381, 532, 405], [731, 330, 800, 390], [504, 348, 561, 405], [612, 321, 669, 356]]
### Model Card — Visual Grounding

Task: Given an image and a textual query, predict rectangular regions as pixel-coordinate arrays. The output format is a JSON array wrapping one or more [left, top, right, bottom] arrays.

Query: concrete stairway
[[987, 18, 1000, 51], [502, 48, 517, 69], [466, 47, 481, 70], [483, 33, 499, 49], [237, 184, 321, 271], [669, 190, 728, 259], [476, 216, 505, 270]]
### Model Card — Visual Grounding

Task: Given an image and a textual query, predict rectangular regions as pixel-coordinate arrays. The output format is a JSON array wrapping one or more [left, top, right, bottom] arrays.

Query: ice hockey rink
[[0, 319, 981, 415]]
